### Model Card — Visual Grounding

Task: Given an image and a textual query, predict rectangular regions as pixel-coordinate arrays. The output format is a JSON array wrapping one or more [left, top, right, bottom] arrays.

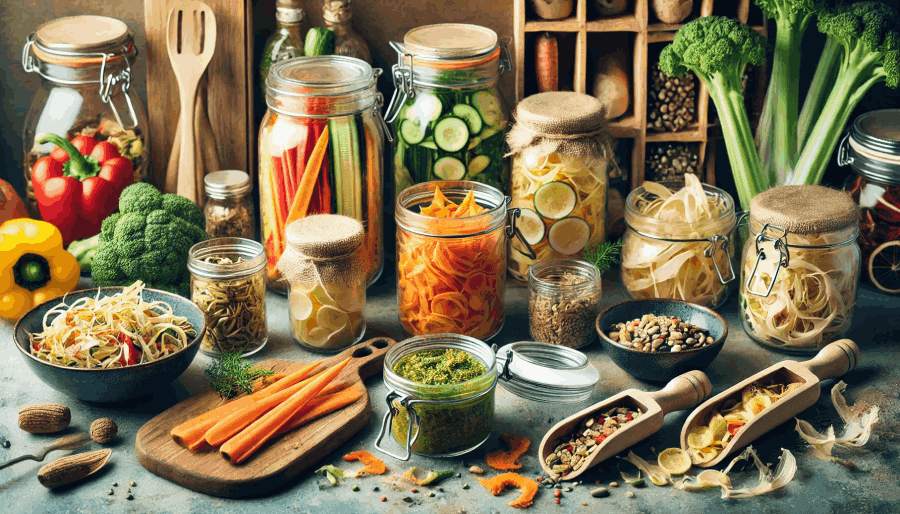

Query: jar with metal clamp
[[386, 24, 511, 196], [621, 179, 737, 308], [22, 15, 150, 219], [740, 185, 861, 353], [395, 180, 535, 341]]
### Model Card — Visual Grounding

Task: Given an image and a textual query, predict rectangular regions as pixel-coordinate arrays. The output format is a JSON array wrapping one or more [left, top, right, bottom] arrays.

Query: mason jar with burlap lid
[[278, 214, 367, 352], [740, 185, 861, 353], [506, 91, 615, 281]]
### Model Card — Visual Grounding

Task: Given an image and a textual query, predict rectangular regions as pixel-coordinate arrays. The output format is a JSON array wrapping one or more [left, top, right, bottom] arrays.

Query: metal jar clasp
[[745, 223, 791, 297], [373, 391, 419, 461], [506, 199, 537, 260]]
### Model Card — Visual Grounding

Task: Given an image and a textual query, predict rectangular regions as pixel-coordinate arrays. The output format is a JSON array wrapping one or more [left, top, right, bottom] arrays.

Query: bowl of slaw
[[13, 284, 206, 403]]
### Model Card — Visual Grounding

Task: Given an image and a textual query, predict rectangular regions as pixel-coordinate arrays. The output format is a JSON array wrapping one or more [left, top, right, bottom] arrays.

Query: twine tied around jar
[[276, 214, 366, 290], [506, 91, 616, 163]]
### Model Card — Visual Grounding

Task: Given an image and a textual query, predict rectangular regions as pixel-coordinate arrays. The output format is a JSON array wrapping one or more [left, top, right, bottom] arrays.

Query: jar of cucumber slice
[[386, 24, 511, 195]]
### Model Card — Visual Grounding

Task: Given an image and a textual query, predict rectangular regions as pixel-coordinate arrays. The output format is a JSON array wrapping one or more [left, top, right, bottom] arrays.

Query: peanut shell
[[18, 404, 71, 434], [90, 418, 119, 444], [37, 449, 111, 489]]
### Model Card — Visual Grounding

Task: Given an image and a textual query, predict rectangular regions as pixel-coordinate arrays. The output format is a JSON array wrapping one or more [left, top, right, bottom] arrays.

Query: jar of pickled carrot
[[260, 55, 388, 293], [395, 181, 534, 341]]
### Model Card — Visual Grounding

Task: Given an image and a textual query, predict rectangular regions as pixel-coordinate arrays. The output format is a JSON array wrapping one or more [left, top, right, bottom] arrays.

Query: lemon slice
[[309, 284, 338, 306], [696, 470, 731, 488], [317, 305, 350, 332], [687, 426, 713, 449], [306, 327, 331, 347], [709, 414, 727, 440], [745, 394, 772, 415], [688, 447, 718, 465], [329, 286, 365, 313], [289, 292, 314, 321], [326, 322, 355, 347], [658, 448, 692, 475]]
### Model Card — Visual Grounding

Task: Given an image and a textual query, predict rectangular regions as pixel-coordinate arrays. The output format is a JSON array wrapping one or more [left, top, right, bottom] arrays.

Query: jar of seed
[[188, 238, 268, 356], [528, 259, 602, 349], [203, 170, 255, 240]]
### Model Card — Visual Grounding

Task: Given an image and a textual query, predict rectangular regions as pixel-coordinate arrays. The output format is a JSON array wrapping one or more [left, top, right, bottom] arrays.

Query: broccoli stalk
[[754, 0, 828, 186], [660, 16, 768, 209], [791, 2, 900, 186], [797, 36, 843, 150]]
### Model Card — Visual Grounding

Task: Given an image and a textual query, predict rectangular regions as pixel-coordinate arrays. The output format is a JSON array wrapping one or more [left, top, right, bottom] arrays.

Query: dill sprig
[[205, 352, 274, 399], [583, 239, 623, 273]]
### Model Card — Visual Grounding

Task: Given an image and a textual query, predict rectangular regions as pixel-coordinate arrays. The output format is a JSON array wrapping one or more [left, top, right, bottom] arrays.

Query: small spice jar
[[839, 109, 900, 294], [528, 258, 602, 349], [374, 334, 497, 459], [203, 170, 255, 240], [507, 92, 615, 281], [188, 238, 268, 356], [278, 215, 366, 353], [741, 185, 861, 353]]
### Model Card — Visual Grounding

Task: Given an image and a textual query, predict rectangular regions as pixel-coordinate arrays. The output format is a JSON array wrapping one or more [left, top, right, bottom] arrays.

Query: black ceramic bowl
[[14, 287, 206, 403], [595, 299, 727, 383]]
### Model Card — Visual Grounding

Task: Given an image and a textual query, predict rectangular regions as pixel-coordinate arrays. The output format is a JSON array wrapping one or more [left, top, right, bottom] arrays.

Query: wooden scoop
[[680, 339, 860, 468], [539, 370, 712, 480]]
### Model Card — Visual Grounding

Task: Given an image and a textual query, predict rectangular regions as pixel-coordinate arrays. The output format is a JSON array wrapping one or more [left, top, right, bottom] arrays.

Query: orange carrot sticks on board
[[274, 385, 364, 437]]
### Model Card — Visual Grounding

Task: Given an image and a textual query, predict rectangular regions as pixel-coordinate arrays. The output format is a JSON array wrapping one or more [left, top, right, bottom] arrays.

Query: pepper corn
[[0, 219, 80, 320]]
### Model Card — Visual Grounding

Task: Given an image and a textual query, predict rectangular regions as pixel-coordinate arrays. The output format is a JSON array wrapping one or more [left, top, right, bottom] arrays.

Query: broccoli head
[[91, 182, 208, 296]]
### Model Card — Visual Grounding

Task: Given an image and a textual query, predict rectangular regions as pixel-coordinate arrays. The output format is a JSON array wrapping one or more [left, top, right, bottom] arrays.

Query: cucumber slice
[[472, 91, 505, 128], [408, 94, 443, 123], [468, 155, 490, 176], [399, 119, 426, 145], [517, 208, 546, 246], [433, 156, 467, 180], [419, 140, 439, 150], [534, 181, 578, 220], [452, 104, 483, 135], [434, 117, 470, 153], [548, 217, 591, 255]]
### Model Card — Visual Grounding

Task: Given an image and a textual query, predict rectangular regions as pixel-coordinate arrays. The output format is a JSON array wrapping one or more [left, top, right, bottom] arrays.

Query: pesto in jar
[[393, 349, 486, 385]]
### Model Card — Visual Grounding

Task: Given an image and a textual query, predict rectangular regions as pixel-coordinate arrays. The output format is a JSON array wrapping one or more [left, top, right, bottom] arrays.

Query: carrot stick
[[274, 385, 364, 436], [285, 126, 330, 226], [172, 362, 320, 450], [271, 156, 290, 222], [284, 147, 298, 203], [220, 357, 352, 463]]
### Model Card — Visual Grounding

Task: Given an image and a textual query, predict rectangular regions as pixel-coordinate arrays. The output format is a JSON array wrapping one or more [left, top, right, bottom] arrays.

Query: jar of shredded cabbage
[[621, 174, 737, 308], [740, 185, 860, 353], [506, 92, 614, 281]]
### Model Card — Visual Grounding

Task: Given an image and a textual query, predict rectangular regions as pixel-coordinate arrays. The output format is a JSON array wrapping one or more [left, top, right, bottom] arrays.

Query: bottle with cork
[[322, 0, 371, 64], [260, 0, 307, 92]]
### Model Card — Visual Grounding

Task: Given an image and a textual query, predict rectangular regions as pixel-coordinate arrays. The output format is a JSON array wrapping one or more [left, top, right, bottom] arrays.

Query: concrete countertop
[[1, 265, 898, 514]]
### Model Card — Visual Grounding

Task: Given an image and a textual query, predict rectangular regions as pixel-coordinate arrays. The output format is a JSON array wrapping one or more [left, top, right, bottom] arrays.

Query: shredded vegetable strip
[[29, 281, 195, 369], [398, 188, 505, 339], [622, 174, 734, 307]]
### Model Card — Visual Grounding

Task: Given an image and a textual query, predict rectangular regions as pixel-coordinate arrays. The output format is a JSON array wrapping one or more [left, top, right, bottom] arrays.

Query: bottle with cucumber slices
[[260, 56, 386, 293], [387, 24, 511, 196], [506, 92, 616, 281]]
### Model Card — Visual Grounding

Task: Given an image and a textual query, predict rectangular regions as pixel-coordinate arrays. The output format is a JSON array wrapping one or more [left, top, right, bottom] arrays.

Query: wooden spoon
[[680, 339, 860, 468], [0, 433, 90, 470], [539, 370, 712, 480], [164, 1, 217, 203]]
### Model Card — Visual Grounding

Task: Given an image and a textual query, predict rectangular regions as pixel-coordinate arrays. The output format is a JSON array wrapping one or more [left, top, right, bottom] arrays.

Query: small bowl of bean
[[594, 299, 728, 382]]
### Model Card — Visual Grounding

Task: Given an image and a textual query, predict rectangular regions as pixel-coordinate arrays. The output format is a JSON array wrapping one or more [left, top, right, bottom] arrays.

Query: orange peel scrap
[[486, 433, 531, 471], [342, 450, 387, 477], [477, 472, 539, 508]]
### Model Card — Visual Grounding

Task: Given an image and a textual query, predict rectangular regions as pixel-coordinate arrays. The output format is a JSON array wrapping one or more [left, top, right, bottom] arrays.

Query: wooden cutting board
[[135, 337, 396, 498]]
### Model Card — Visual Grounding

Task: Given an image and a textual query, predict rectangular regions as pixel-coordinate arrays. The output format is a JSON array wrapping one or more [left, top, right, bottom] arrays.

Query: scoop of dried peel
[[486, 433, 531, 471], [477, 473, 539, 508], [342, 451, 387, 478], [795, 381, 880, 465]]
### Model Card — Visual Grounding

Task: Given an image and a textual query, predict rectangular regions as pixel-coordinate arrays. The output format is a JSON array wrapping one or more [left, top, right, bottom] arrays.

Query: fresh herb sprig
[[583, 239, 623, 273], [205, 352, 274, 399]]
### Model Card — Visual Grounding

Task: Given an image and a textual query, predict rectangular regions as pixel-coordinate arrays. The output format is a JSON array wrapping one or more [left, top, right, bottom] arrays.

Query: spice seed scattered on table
[[626, 491, 635, 498], [608, 314, 713, 353], [591, 487, 609, 498], [469, 465, 484, 474]]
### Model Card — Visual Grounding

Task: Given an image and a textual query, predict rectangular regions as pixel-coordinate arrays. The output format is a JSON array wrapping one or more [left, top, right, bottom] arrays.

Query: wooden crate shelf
[[513, 0, 768, 191]]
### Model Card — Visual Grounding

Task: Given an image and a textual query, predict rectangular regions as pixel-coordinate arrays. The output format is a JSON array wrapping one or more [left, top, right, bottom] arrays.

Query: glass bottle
[[323, 0, 371, 64], [260, 0, 306, 92]]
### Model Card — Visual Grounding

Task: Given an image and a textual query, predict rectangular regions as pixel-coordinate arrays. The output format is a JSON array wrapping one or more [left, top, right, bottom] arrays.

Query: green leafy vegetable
[[583, 239, 623, 273], [205, 352, 274, 399]]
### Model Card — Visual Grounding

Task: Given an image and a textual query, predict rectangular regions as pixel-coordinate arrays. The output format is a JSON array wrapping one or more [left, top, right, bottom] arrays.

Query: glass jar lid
[[187, 238, 267, 279], [495, 342, 600, 403], [403, 24, 498, 60], [841, 109, 900, 186], [266, 55, 379, 116], [205, 170, 251, 200], [36, 15, 132, 54]]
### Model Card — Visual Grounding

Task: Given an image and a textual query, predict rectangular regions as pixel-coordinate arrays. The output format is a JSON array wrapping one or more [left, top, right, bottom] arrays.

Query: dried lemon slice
[[658, 448, 691, 475], [709, 414, 727, 440], [688, 447, 718, 465], [745, 394, 772, 415], [317, 305, 350, 332], [289, 292, 314, 321], [307, 327, 331, 347], [687, 426, 713, 449]]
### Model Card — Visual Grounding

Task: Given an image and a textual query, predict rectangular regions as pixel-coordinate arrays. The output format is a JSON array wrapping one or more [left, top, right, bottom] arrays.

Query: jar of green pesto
[[374, 334, 497, 459]]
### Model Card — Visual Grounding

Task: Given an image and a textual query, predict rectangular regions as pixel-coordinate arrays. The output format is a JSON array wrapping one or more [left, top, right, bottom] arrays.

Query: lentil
[[607, 314, 713, 353]]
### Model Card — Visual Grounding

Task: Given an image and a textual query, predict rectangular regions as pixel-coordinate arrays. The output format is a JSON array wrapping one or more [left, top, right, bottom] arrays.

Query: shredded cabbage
[[509, 151, 608, 280], [621, 174, 735, 307], [740, 230, 858, 350], [29, 281, 195, 369]]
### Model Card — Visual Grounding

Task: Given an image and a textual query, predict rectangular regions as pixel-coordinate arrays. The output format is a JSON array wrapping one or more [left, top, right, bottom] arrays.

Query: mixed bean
[[607, 314, 714, 353]]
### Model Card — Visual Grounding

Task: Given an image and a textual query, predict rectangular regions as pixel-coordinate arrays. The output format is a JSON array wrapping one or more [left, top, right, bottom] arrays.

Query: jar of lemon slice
[[278, 215, 367, 352]]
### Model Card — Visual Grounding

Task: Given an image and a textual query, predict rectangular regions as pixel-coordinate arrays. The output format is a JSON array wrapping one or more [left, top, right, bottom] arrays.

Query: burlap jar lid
[[750, 185, 860, 235], [284, 214, 364, 258], [507, 92, 613, 161]]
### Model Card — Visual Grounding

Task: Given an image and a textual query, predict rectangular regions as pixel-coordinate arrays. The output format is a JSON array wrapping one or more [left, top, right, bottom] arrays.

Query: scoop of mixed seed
[[545, 406, 642, 477], [608, 314, 713, 353]]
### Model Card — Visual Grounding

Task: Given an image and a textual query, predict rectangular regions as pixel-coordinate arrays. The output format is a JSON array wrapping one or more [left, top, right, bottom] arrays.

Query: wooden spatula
[[538, 370, 712, 480], [164, 1, 217, 203], [680, 339, 860, 468]]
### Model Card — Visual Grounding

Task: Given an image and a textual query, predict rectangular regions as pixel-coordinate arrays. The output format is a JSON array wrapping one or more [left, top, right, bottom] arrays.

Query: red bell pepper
[[118, 332, 140, 366], [31, 133, 134, 245]]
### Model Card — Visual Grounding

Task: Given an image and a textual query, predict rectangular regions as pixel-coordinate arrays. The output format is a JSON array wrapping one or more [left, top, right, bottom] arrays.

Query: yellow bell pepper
[[0, 218, 80, 320]]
